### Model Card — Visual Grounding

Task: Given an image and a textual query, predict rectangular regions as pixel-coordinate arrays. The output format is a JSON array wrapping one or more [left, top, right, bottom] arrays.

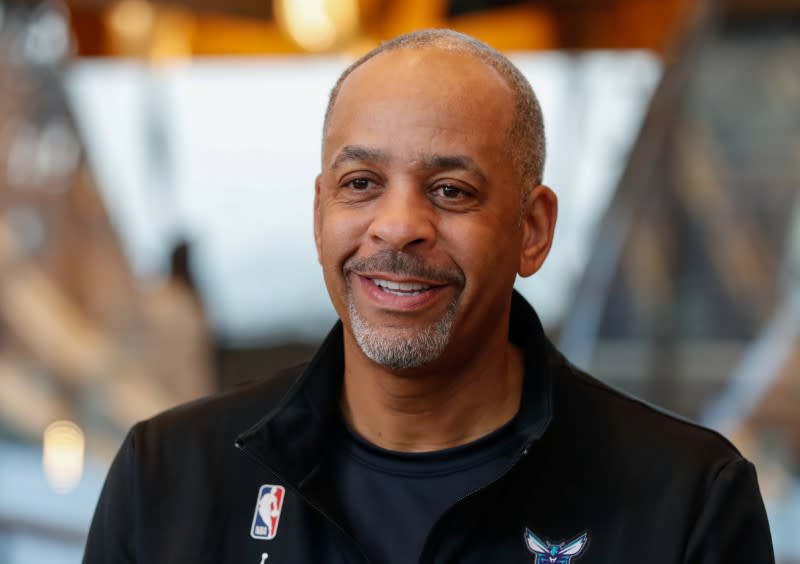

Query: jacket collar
[[236, 289, 554, 491]]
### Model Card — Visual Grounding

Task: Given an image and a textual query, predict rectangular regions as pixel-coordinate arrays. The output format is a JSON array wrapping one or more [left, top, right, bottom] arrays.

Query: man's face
[[315, 48, 538, 371]]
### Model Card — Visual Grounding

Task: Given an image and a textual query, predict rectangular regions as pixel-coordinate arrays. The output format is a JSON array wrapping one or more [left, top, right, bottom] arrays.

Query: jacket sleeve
[[82, 426, 139, 563], [683, 457, 775, 563]]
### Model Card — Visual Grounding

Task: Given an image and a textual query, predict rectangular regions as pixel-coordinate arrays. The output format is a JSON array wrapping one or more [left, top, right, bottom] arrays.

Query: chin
[[348, 300, 456, 371]]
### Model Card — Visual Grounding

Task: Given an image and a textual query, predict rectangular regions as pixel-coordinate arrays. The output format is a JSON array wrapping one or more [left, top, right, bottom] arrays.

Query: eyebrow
[[331, 145, 390, 170], [331, 145, 488, 184], [420, 154, 488, 185]]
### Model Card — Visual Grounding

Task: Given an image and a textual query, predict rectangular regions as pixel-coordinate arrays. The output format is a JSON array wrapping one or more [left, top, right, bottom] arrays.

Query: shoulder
[[129, 363, 305, 452], [550, 350, 744, 473]]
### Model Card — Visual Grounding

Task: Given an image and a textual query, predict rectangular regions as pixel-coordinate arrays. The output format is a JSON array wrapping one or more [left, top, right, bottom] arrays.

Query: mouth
[[369, 278, 436, 296], [353, 273, 451, 311]]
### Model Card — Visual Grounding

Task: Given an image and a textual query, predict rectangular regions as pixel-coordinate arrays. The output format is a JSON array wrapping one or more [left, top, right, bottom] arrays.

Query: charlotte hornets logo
[[524, 529, 589, 563]]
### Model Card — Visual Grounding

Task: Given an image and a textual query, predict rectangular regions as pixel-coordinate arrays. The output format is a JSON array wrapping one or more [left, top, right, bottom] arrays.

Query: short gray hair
[[323, 29, 546, 195]]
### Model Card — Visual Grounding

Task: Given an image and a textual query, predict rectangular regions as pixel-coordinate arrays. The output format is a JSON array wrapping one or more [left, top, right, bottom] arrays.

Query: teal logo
[[524, 529, 589, 563]]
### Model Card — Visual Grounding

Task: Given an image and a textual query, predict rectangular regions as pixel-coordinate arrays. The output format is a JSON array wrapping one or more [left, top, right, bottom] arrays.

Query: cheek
[[441, 216, 520, 280], [317, 207, 374, 319], [317, 206, 369, 279], [331, 213, 364, 248]]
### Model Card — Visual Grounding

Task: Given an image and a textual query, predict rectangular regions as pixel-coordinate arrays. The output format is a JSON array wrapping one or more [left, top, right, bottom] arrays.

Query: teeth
[[372, 278, 432, 294]]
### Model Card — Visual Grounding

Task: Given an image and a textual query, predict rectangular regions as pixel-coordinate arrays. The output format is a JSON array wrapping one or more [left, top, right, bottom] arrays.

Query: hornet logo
[[524, 529, 589, 563]]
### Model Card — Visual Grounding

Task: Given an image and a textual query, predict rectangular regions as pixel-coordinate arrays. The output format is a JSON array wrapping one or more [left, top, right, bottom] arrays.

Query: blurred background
[[0, 0, 797, 561]]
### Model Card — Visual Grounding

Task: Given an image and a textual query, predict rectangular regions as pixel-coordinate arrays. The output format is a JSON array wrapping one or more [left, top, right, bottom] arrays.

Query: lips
[[370, 278, 433, 296], [355, 274, 450, 311]]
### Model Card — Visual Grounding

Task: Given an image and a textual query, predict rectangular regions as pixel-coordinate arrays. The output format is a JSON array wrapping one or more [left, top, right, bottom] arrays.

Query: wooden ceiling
[[64, 0, 705, 57], [63, 0, 800, 21]]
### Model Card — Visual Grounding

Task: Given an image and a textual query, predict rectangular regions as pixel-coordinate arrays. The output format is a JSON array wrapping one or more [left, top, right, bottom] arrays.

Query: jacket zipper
[[235, 441, 372, 564], [417, 443, 533, 563]]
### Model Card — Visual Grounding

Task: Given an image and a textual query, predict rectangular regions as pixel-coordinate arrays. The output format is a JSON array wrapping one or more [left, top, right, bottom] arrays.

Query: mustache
[[344, 250, 465, 286]]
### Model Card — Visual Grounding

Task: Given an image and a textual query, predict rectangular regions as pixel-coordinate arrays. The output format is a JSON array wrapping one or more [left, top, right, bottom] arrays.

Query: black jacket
[[84, 292, 774, 563]]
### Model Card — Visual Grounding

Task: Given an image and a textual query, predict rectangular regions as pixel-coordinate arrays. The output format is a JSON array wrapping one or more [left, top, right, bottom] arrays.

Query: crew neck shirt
[[328, 415, 524, 564]]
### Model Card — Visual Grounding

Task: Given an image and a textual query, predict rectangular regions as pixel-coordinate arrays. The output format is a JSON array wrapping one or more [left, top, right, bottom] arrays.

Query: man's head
[[314, 29, 557, 371]]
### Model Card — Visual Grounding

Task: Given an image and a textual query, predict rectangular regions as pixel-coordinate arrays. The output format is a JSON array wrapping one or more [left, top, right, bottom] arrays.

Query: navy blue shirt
[[329, 415, 523, 564]]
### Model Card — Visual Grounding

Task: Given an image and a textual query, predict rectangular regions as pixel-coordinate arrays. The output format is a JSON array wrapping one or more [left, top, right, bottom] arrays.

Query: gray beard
[[348, 294, 458, 370]]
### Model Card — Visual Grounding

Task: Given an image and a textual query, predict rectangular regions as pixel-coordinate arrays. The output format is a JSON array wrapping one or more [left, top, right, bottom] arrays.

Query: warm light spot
[[43, 420, 85, 494], [107, 0, 155, 44], [276, 0, 360, 52]]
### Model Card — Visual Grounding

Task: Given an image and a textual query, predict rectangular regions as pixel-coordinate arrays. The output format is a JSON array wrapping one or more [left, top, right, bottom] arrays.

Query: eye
[[338, 175, 383, 202], [437, 184, 463, 198], [432, 183, 472, 201], [347, 177, 373, 191]]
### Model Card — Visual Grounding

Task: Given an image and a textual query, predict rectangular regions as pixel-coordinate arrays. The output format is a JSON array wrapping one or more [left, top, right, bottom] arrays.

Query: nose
[[367, 182, 436, 251]]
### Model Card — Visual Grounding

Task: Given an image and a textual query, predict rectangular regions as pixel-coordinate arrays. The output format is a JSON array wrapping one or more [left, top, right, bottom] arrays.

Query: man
[[84, 30, 774, 563]]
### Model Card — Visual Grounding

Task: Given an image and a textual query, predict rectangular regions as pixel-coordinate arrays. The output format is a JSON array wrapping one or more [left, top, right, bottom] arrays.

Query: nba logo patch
[[250, 485, 286, 540]]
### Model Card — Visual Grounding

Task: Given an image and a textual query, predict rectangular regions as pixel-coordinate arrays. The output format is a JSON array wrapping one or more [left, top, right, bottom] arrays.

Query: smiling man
[[84, 30, 774, 563], [315, 38, 552, 458]]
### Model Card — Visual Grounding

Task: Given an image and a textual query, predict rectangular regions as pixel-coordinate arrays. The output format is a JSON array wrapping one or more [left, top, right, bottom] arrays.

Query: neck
[[340, 327, 524, 453]]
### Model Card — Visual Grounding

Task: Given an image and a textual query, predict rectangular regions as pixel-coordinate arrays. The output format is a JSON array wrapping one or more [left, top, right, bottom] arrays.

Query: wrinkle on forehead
[[324, 95, 512, 166]]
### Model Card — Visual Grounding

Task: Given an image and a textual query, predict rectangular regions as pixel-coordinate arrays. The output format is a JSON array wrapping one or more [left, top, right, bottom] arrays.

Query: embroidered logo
[[524, 529, 589, 563], [250, 485, 286, 540]]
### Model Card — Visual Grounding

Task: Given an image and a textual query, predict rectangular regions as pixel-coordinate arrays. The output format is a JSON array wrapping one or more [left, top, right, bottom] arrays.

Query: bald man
[[84, 30, 774, 563]]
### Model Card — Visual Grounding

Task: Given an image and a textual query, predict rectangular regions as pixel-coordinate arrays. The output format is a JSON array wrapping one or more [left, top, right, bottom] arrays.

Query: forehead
[[323, 47, 515, 161]]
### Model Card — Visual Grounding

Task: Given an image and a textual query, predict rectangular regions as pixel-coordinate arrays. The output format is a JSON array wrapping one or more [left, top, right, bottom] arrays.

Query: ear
[[313, 174, 323, 264], [518, 184, 557, 277]]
